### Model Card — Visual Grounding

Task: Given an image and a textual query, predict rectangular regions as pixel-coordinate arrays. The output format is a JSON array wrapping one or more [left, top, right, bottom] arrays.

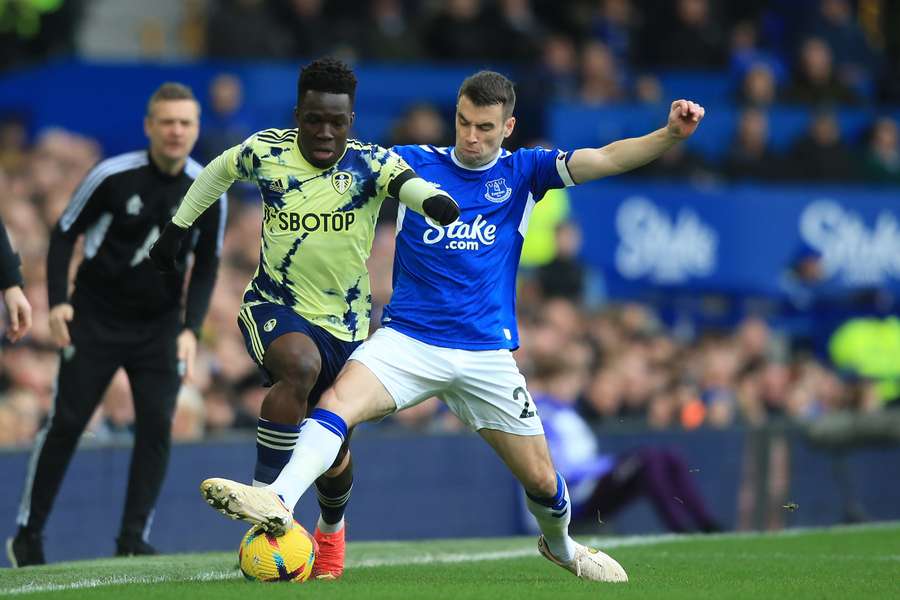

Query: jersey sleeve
[[372, 145, 415, 201], [57, 161, 113, 238], [0, 218, 23, 289], [226, 133, 262, 183], [529, 147, 576, 202], [47, 158, 119, 306], [183, 192, 227, 335], [172, 152, 235, 228]]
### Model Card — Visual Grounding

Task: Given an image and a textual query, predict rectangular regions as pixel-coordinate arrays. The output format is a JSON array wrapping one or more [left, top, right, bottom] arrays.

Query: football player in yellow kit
[[150, 58, 458, 579]]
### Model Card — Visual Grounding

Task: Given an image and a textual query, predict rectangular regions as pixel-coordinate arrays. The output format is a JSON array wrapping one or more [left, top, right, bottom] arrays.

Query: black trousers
[[16, 308, 181, 540]]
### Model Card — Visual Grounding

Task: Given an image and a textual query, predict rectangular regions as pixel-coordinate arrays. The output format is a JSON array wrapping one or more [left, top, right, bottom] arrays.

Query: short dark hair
[[457, 71, 516, 117], [297, 58, 357, 106], [146, 82, 198, 116]]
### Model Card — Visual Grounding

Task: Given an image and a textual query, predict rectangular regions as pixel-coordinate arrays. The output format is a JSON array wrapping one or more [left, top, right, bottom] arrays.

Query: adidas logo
[[268, 179, 286, 194]]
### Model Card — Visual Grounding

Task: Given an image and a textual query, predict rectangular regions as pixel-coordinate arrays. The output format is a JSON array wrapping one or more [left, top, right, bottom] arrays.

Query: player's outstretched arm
[[150, 151, 235, 272], [171, 152, 236, 229], [566, 99, 705, 184], [389, 170, 460, 226]]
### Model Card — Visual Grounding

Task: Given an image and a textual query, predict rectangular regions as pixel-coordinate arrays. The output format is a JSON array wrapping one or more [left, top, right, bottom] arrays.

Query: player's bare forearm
[[567, 128, 677, 182], [567, 99, 705, 184]]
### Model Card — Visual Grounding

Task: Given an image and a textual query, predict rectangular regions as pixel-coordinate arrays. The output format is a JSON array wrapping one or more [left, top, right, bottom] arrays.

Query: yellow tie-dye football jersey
[[223, 128, 410, 342]]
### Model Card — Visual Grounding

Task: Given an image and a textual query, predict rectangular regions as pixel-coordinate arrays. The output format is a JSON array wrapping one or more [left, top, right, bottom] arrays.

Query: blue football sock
[[253, 418, 300, 486]]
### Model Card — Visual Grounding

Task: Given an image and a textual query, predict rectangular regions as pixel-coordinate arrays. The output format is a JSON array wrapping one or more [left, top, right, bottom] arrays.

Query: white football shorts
[[349, 326, 544, 436]]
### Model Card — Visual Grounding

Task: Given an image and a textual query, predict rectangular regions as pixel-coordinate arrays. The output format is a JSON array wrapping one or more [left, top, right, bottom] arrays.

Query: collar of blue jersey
[[449, 146, 504, 171]]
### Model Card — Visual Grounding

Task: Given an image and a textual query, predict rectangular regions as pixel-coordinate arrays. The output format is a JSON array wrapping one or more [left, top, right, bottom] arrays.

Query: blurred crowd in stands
[[2, 0, 900, 104], [0, 0, 899, 449], [4, 1, 900, 183], [0, 109, 895, 449]]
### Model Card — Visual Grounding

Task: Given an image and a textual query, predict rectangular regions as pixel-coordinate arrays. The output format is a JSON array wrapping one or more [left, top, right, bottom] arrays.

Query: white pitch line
[[2, 536, 671, 595], [2, 522, 897, 596], [1, 571, 237, 596], [350, 533, 680, 568]]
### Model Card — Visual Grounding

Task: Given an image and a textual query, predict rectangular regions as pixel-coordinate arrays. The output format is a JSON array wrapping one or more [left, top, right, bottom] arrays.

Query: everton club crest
[[332, 171, 353, 194], [484, 178, 512, 203]]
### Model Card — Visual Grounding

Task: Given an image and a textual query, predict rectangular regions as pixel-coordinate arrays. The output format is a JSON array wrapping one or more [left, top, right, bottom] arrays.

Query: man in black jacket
[[6, 82, 226, 566]]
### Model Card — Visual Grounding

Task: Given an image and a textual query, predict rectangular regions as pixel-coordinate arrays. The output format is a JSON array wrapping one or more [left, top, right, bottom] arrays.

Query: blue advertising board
[[567, 180, 900, 298]]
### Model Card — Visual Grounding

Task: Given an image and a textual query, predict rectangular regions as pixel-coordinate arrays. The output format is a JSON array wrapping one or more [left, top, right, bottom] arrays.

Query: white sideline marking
[[2, 522, 897, 596], [350, 533, 677, 568], [1, 570, 236, 596]]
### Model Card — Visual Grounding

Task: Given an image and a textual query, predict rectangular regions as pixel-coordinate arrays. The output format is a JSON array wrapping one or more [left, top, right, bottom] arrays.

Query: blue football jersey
[[382, 144, 575, 350]]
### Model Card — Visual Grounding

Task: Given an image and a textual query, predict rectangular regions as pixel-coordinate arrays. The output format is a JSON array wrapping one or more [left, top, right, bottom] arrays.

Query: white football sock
[[316, 515, 345, 534], [267, 416, 344, 511], [526, 473, 576, 562]]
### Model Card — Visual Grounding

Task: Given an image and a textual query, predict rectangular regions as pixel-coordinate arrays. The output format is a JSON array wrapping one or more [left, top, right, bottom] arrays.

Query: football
[[238, 522, 317, 583]]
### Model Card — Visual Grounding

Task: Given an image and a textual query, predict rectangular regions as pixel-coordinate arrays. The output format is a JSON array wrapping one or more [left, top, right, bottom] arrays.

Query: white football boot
[[538, 536, 629, 582], [200, 477, 294, 536]]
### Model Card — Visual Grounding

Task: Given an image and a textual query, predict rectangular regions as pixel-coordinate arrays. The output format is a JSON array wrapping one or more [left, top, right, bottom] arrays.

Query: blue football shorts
[[237, 289, 362, 405]]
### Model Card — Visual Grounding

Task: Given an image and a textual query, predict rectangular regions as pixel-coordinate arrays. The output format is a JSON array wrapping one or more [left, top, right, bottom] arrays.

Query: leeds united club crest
[[484, 178, 512, 203], [332, 171, 353, 194]]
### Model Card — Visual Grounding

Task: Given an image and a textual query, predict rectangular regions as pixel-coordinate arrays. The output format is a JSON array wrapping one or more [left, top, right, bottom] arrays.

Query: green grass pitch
[[1, 523, 898, 599]]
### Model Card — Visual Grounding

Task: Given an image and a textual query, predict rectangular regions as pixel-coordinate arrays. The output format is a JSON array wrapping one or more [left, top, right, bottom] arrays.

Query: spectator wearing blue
[[197, 74, 256, 203], [804, 0, 878, 95], [529, 349, 721, 534], [589, 0, 637, 66], [729, 20, 787, 94], [197, 74, 253, 163]]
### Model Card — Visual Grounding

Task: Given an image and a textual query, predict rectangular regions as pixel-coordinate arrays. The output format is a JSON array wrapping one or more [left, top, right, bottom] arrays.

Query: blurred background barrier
[[569, 180, 900, 297], [2, 62, 900, 161], [0, 61, 469, 154], [2, 424, 898, 564]]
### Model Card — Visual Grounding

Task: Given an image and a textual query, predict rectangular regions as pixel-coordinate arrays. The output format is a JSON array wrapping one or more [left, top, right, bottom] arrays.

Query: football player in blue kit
[[202, 71, 704, 582]]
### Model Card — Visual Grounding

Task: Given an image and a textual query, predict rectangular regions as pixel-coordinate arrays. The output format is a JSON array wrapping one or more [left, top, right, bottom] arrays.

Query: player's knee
[[317, 386, 340, 411], [522, 465, 559, 498], [278, 352, 322, 393], [317, 386, 366, 427], [318, 385, 358, 413]]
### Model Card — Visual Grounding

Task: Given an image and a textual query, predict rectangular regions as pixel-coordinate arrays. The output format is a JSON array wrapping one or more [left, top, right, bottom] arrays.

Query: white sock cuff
[[316, 515, 345, 534]]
